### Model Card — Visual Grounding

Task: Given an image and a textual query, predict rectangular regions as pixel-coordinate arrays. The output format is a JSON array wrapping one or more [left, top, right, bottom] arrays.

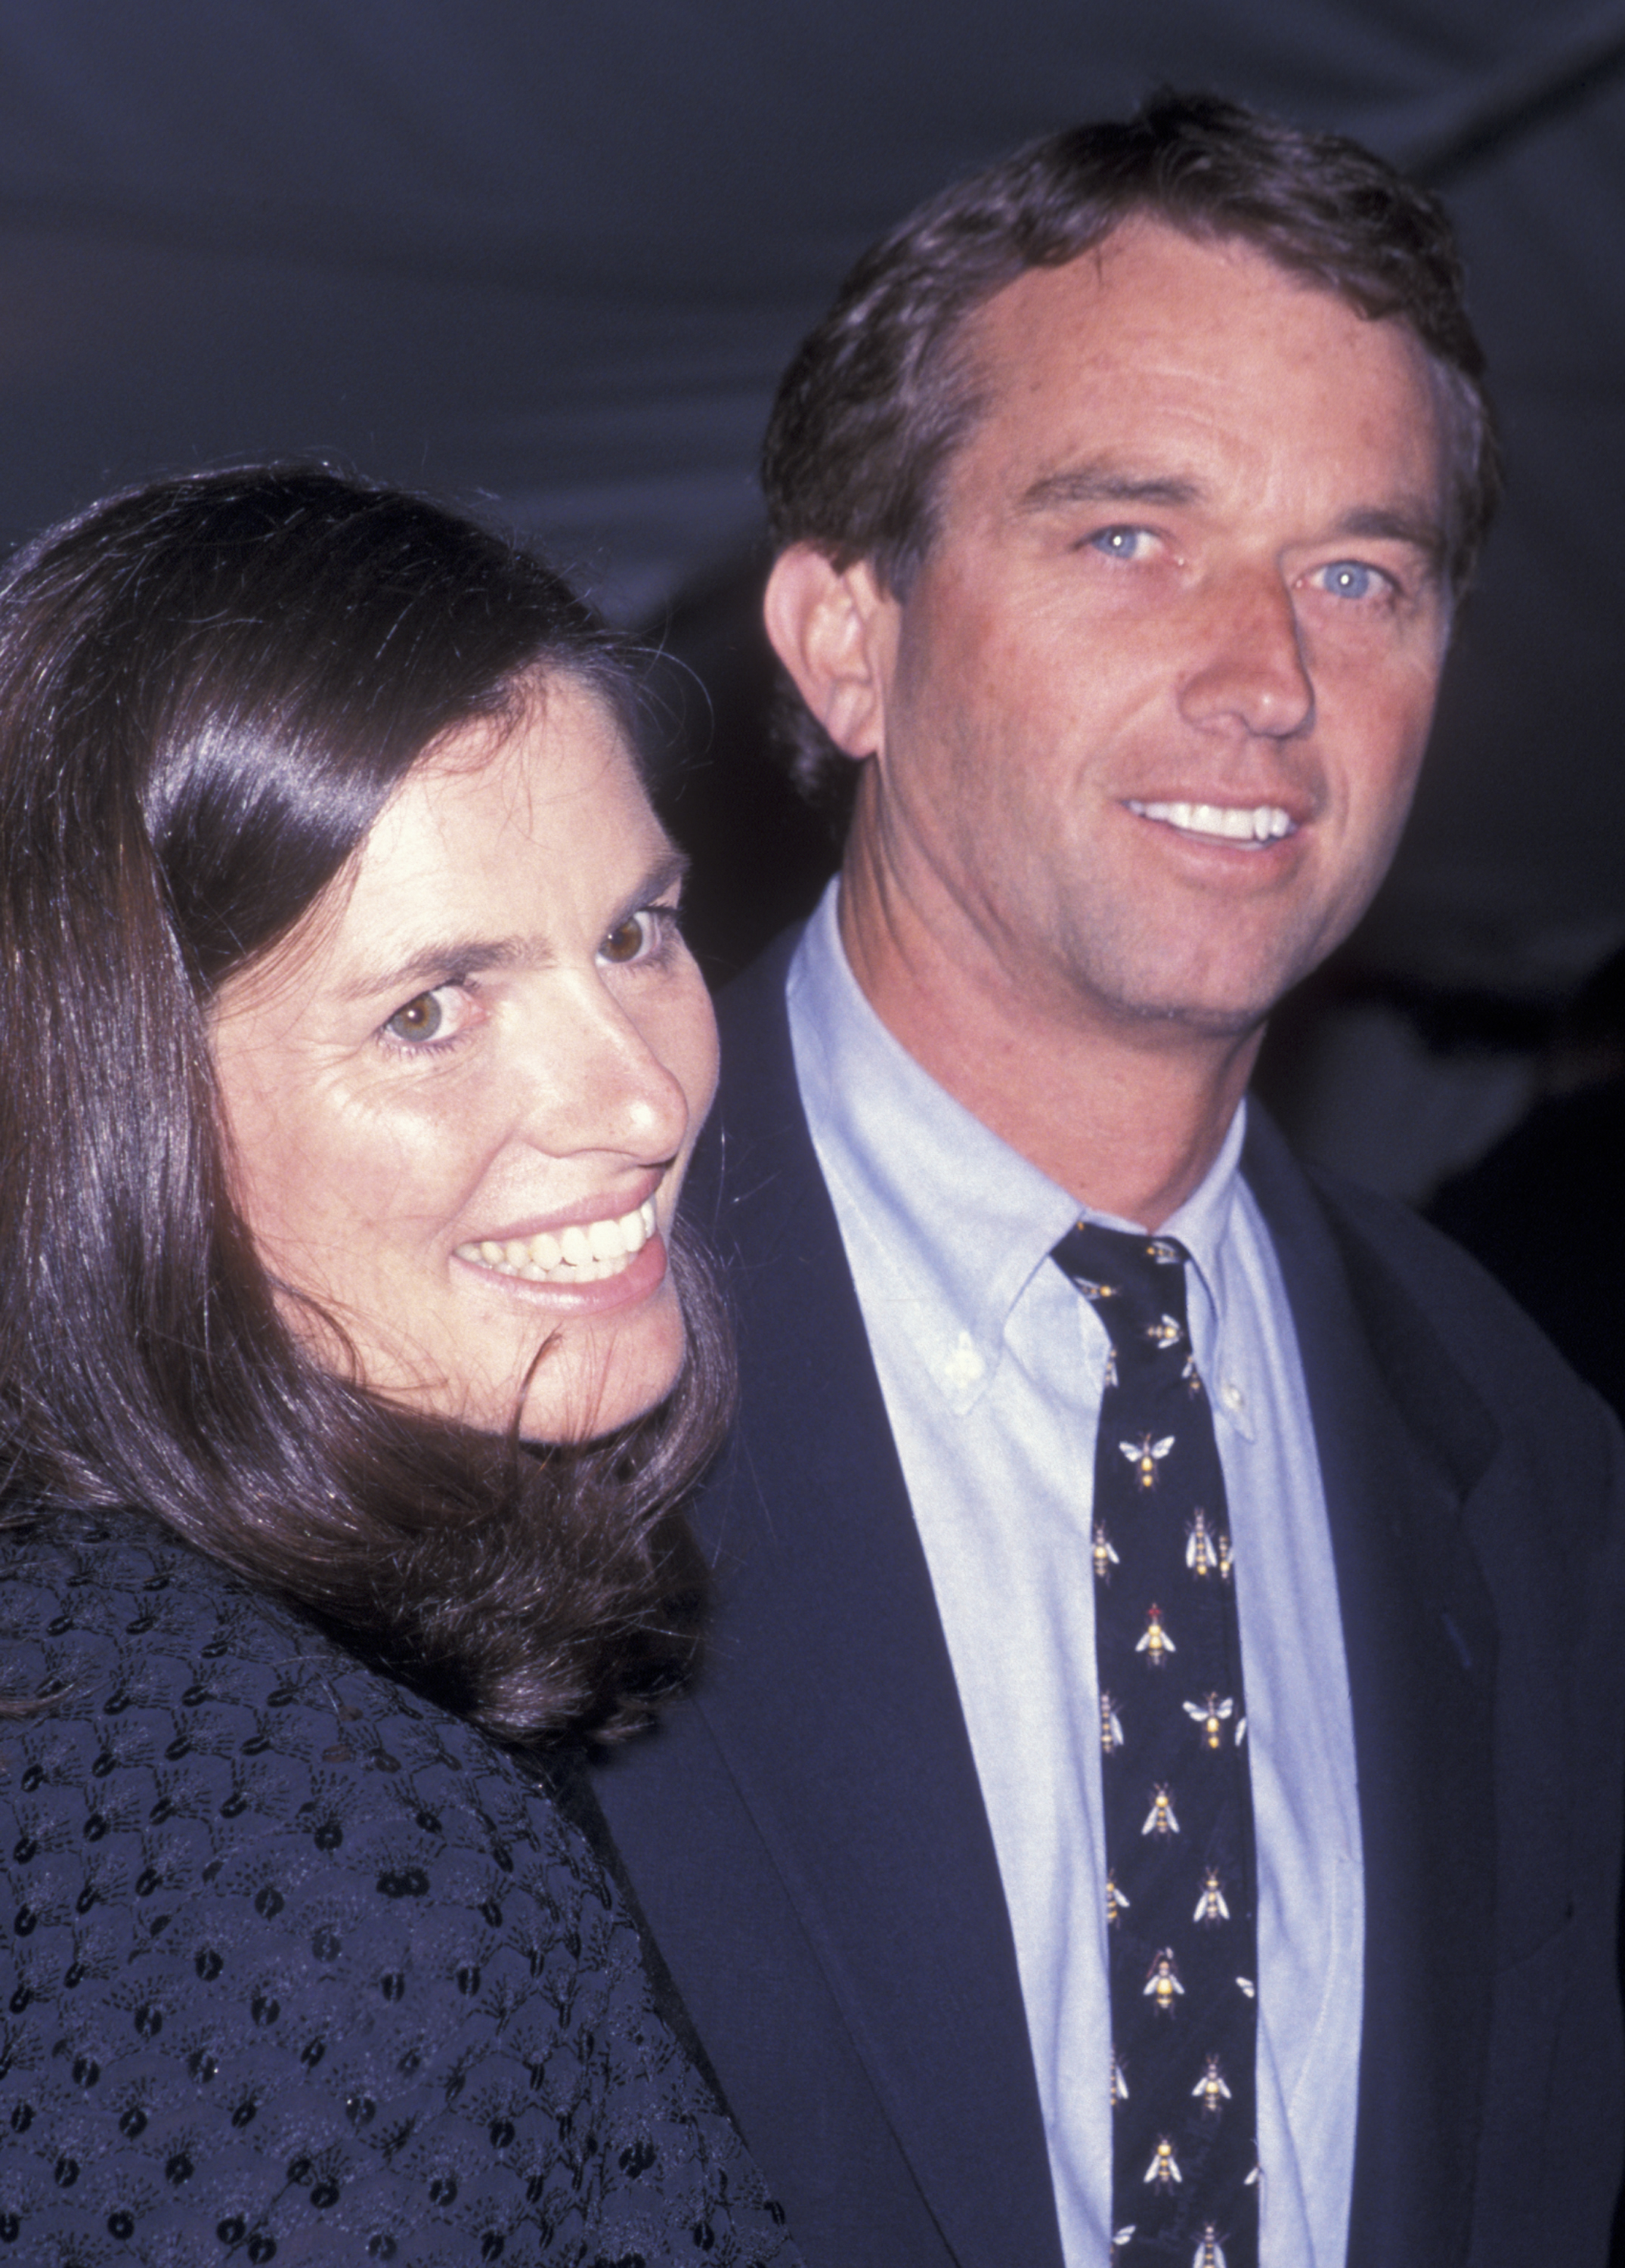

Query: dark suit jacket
[[596, 928, 1625, 2268]]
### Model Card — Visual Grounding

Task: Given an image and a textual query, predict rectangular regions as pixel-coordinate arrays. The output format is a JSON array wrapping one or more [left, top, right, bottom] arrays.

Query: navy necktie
[[1052, 1220, 1259, 2268]]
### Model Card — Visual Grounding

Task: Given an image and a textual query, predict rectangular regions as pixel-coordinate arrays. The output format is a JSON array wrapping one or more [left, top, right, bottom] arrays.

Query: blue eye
[[1091, 525, 1148, 560], [1320, 561, 1376, 600]]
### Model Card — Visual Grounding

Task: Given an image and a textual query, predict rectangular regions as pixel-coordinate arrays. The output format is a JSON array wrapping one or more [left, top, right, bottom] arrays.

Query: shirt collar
[[787, 880, 1248, 1413]]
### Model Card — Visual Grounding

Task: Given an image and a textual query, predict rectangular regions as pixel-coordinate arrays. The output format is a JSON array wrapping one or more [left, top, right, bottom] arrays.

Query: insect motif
[[1217, 1531, 1234, 1582], [1103, 1345, 1119, 1391], [1236, 1976, 1256, 1999], [1111, 2229, 1137, 2262], [1074, 1275, 1117, 1305], [1193, 2226, 1227, 2268], [1135, 1604, 1175, 1666], [1145, 1312, 1183, 1349], [1147, 1239, 1184, 1266], [1106, 1870, 1130, 1929], [1191, 2055, 1231, 2118], [1144, 2136, 1182, 2188], [1186, 1507, 1221, 1577], [1110, 2046, 1129, 2104], [1143, 1947, 1184, 2013], [1193, 1867, 1230, 1925], [1182, 1352, 1204, 1397], [1121, 1433, 1175, 1489], [1093, 1523, 1120, 1584], [1100, 1691, 1125, 1755], [1183, 1691, 1235, 1750], [1143, 1783, 1179, 1837]]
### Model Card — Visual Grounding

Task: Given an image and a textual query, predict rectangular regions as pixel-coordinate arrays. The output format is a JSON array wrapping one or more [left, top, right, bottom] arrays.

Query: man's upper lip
[[465, 1170, 668, 1249], [1124, 792, 1313, 829]]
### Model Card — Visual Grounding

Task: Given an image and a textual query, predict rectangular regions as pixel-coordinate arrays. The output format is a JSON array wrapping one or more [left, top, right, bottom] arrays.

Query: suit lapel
[[687, 934, 1066, 2268], [1244, 1113, 1499, 2268]]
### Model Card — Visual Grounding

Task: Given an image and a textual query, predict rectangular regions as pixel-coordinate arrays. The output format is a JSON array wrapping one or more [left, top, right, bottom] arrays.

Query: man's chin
[[1098, 986, 1278, 1047]]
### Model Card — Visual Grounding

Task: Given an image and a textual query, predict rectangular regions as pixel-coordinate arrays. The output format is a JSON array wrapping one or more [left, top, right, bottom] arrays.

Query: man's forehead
[[943, 219, 1448, 526], [964, 217, 1407, 381]]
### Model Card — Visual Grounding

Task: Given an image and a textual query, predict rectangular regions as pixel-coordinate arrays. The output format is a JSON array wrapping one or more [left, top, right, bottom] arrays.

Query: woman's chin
[[509, 1278, 691, 1445]]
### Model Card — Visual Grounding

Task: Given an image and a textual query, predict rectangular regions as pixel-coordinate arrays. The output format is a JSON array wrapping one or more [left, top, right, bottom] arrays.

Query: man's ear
[[763, 544, 898, 761]]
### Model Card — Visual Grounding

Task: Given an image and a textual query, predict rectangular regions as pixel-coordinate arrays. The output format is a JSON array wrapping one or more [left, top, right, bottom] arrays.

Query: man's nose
[[514, 978, 693, 1163], [1176, 570, 1314, 740]]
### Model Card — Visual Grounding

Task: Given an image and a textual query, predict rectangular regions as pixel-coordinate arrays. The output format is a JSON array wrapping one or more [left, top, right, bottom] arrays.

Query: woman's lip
[[455, 1196, 659, 1279], [465, 1173, 669, 1249], [452, 1222, 670, 1309]]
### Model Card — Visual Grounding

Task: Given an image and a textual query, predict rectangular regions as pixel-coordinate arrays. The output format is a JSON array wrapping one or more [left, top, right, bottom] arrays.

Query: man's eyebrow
[[1016, 464, 1205, 516], [340, 845, 689, 1002], [1329, 501, 1447, 570]]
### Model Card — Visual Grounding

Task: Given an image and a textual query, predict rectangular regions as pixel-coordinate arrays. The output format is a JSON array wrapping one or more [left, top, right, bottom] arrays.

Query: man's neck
[[836, 859, 1263, 1232]]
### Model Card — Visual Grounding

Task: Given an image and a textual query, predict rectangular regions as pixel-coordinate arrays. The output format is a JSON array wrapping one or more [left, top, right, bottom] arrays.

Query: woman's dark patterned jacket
[[0, 1510, 800, 2266]]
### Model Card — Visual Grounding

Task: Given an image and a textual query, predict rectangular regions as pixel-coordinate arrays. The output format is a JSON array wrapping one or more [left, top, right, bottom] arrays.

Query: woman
[[0, 468, 798, 2263]]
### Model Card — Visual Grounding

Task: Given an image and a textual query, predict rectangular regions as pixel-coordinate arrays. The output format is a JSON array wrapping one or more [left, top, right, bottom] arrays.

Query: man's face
[[847, 219, 1453, 1043]]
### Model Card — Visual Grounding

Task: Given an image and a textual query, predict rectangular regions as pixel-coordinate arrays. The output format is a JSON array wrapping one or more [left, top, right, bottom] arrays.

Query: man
[[596, 92, 1625, 2268]]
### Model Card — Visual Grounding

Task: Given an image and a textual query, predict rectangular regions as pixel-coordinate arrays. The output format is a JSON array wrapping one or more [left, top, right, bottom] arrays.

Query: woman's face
[[212, 675, 719, 1441]]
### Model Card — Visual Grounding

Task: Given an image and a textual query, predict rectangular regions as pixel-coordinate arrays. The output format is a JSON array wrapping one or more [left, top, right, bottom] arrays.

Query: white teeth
[[455, 1198, 659, 1284], [1128, 799, 1294, 844]]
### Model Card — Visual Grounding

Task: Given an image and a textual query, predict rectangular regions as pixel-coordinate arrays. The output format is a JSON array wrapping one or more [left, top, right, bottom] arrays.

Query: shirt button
[[1221, 1380, 1246, 1413]]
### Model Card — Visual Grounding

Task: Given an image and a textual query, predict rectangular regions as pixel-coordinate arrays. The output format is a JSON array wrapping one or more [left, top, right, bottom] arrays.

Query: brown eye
[[600, 912, 652, 965], [385, 991, 444, 1043]]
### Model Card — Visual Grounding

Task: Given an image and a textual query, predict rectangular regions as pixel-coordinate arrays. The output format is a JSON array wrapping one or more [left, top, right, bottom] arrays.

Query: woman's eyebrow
[[338, 847, 690, 1002], [339, 934, 540, 1001]]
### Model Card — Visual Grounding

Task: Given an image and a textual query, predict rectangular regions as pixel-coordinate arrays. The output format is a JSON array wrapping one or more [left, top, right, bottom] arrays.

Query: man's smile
[[1125, 798, 1298, 847]]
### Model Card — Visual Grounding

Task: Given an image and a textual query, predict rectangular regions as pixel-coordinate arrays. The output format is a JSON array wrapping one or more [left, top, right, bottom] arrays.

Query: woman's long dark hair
[[0, 466, 731, 1744]]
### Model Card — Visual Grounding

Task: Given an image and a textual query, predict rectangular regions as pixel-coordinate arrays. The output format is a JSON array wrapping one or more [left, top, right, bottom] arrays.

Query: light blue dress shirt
[[787, 881, 1363, 2268]]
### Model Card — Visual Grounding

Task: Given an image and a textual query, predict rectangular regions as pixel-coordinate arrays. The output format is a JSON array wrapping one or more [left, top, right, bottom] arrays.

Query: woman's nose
[[512, 974, 698, 1163]]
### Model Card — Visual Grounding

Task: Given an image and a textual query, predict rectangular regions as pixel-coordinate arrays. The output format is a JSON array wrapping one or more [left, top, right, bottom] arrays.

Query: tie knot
[[1051, 1219, 1193, 1357]]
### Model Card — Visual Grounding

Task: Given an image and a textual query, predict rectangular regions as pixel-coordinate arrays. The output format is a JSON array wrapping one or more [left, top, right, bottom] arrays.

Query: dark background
[[5, 2, 1624, 1198]]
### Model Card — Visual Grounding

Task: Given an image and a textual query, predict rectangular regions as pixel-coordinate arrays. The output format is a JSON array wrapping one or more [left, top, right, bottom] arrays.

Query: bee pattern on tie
[[1194, 2227, 1227, 2268], [1192, 2056, 1232, 2118], [1122, 1433, 1175, 1489], [1137, 1604, 1176, 1665], [1112, 2047, 1129, 2105], [1094, 1523, 1121, 1583], [1143, 1784, 1179, 1836], [1184, 1692, 1235, 1750], [1145, 2137, 1183, 2188], [1144, 1948, 1184, 2013], [1051, 1219, 1258, 2263], [1195, 1867, 1231, 1925], [1187, 1507, 1224, 1578]]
